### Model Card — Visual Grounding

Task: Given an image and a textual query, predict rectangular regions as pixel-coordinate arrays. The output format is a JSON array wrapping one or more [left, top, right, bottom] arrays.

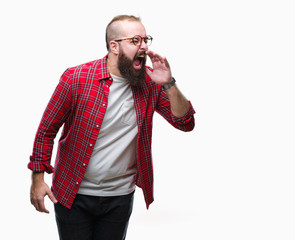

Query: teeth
[[137, 52, 146, 58]]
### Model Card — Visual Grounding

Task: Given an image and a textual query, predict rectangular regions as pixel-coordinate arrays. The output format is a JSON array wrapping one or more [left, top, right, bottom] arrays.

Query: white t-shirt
[[78, 74, 138, 196]]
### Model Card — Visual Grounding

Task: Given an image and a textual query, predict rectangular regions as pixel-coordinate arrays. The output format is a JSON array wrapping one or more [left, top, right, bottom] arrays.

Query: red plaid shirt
[[28, 55, 195, 209]]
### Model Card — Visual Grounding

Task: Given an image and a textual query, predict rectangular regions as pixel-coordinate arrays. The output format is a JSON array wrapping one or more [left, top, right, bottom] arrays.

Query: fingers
[[31, 195, 50, 213], [146, 50, 170, 68], [146, 50, 165, 63], [146, 68, 152, 78], [30, 183, 57, 214], [145, 50, 154, 58], [48, 190, 58, 204], [38, 198, 50, 214]]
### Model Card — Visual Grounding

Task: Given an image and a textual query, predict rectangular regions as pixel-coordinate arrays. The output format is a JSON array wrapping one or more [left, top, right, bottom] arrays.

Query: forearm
[[31, 172, 45, 183], [164, 84, 190, 118]]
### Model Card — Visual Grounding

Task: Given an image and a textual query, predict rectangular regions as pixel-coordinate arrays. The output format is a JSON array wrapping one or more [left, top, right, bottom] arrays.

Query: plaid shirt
[[28, 55, 195, 209]]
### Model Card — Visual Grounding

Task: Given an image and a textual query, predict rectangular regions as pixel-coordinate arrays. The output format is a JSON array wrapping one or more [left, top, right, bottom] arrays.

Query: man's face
[[116, 21, 149, 87]]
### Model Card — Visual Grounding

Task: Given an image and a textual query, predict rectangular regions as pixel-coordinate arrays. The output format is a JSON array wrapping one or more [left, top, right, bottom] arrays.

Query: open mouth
[[133, 52, 146, 70]]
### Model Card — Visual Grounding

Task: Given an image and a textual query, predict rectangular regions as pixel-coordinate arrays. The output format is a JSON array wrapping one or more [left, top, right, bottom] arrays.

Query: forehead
[[118, 20, 146, 37]]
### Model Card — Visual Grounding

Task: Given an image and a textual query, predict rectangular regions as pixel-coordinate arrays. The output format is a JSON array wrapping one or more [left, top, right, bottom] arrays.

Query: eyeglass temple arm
[[115, 38, 133, 42]]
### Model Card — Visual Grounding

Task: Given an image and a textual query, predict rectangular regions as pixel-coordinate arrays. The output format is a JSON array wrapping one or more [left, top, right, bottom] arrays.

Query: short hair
[[105, 15, 141, 52]]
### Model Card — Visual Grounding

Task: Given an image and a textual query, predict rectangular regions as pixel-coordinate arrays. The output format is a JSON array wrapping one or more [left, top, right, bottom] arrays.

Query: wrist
[[162, 77, 176, 90], [32, 172, 45, 182]]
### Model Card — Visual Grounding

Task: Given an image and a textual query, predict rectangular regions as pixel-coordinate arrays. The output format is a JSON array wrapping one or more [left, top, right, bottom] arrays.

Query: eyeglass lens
[[132, 36, 152, 46]]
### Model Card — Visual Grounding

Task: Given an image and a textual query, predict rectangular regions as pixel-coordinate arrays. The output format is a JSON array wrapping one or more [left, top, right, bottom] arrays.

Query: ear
[[109, 41, 120, 55]]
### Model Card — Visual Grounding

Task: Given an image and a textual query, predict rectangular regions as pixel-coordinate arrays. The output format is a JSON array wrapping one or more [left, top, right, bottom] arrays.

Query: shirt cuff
[[170, 101, 196, 123], [28, 156, 54, 174]]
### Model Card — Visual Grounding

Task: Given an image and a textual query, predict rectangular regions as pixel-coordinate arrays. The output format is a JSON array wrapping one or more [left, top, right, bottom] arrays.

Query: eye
[[132, 36, 141, 45]]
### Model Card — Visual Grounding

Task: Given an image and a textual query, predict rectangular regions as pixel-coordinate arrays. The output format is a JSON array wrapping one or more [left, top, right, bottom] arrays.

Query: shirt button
[[89, 144, 93, 147], [96, 125, 99, 128], [103, 104, 106, 107], [83, 163, 86, 167], [76, 182, 79, 185]]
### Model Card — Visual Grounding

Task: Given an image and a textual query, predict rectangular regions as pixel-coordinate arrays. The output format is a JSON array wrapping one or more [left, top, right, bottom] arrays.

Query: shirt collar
[[97, 54, 112, 81]]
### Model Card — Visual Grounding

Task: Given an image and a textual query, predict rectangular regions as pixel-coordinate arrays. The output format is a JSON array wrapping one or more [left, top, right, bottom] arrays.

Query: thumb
[[146, 68, 153, 78], [47, 189, 58, 204]]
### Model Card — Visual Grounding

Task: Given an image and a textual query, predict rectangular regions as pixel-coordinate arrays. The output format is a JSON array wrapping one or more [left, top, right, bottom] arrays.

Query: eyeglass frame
[[114, 35, 153, 46]]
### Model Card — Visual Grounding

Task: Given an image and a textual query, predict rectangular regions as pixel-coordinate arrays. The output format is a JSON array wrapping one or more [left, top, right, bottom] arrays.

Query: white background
[[1, 0, 295, 239]]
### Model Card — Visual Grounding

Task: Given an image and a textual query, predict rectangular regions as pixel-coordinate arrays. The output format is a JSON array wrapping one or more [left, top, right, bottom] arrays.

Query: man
[[29, 15, 195, 240]]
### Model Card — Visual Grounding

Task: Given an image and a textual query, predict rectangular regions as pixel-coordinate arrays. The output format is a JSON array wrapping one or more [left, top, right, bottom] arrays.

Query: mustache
[[134, 51, 147, 59]]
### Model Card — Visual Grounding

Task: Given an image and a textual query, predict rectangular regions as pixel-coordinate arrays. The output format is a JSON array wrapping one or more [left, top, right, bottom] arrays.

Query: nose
[[139, 40, 148, 51]]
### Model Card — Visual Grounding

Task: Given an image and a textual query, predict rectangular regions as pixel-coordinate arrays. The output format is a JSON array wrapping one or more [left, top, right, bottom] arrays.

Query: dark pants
[[54, 192, 134, 240]]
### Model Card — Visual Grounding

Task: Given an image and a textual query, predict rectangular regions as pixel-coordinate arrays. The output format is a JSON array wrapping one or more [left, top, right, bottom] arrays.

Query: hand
[[30, 173, 57, 213], [146, 50, 172, 85]]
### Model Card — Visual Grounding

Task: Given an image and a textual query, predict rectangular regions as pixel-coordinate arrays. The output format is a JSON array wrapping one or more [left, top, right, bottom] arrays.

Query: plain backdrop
[[1, 0, 295, 239]]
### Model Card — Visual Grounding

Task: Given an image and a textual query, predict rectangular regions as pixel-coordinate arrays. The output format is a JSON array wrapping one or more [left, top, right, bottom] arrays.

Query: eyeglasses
[[114, 35, 153, 46]]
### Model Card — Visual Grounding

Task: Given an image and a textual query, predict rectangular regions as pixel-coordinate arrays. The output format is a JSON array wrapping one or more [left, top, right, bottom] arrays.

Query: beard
[[117, 49, 147, 87]]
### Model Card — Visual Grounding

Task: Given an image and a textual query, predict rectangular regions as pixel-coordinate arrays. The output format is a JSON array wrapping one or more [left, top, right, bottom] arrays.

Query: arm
[[28, 69, 72, 173], [29, 69, 72, 212], [146, 50, 195, 123], [163, 84, 190, 118]]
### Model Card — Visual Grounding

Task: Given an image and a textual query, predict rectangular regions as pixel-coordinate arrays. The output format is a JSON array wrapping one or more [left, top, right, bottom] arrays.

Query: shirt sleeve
[[28, 69, 72, 173], [156, 88, 196, 132]]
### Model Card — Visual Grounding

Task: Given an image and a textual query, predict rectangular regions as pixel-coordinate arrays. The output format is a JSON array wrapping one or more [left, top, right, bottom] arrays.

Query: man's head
[[106, 15, 152, 87], [106, 15, 143, 52]]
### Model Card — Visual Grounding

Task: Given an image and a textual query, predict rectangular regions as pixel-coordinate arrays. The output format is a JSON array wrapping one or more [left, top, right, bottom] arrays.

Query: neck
[[107, 53, 122, 77]]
